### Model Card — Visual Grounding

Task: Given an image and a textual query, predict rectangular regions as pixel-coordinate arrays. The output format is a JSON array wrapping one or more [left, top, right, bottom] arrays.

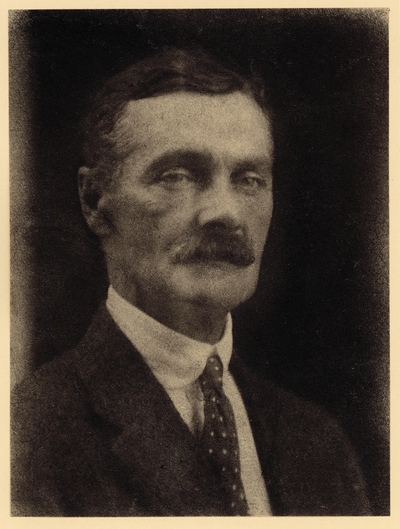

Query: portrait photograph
[[9, 8, 389, 518]]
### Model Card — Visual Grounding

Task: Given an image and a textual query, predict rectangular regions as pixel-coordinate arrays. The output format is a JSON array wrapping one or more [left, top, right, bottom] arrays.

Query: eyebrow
[[233, 157, 274, 175], [142, 149, 274, 181]]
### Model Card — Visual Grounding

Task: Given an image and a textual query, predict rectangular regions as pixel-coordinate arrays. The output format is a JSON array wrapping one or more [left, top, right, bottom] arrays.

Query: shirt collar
[[106, 285, 233, 390]]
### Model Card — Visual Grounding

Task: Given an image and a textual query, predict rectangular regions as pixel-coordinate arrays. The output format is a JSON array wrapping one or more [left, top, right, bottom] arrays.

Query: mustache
[[172, 226, 256, 267]]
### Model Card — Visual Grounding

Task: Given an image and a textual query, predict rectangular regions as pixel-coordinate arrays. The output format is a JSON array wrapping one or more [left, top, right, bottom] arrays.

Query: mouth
[[181, 249, 255, 268]]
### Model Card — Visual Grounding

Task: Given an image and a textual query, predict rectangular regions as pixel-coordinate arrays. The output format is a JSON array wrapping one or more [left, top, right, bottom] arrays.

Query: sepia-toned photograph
[[10, 9, 389, 516]]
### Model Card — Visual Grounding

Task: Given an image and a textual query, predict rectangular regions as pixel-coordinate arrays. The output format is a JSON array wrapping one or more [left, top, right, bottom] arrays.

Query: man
[[11, 48, 370, 516]]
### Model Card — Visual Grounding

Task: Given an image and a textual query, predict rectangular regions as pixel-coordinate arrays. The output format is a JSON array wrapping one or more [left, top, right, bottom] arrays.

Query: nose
[[196, 174, 243, 232]]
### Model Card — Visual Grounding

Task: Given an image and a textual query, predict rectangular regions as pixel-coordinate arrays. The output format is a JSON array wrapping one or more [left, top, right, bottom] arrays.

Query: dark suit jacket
[[11, 304, 370, 516]]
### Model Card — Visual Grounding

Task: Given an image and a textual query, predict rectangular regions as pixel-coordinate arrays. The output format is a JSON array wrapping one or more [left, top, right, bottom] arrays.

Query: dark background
[[10, 9, 389, 515]]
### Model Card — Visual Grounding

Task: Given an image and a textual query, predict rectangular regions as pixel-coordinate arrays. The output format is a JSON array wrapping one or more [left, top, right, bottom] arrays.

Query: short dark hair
[[81, 47, 270, 187]]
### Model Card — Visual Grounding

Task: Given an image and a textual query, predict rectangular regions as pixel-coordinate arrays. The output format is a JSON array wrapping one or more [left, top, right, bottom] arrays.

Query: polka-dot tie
[[199, 354, 248, 516]]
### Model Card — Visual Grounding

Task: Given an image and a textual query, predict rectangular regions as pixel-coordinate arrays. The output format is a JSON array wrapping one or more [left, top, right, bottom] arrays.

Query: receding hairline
[[117, 89, 272, 129]]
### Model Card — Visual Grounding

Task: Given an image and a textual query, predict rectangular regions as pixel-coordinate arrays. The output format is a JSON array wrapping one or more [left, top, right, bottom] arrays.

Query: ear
[[78, 167, 113, 237]]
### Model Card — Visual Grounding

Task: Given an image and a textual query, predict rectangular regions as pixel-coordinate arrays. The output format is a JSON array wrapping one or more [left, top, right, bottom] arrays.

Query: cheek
[[115, 186, 189, 220], [106, 192, 188, 253], [106, 195, 159, 250], [248, 196, 273, 246]]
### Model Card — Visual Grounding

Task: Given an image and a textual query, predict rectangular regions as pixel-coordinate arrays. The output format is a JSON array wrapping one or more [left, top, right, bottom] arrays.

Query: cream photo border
[[2, 2, 398, 528]]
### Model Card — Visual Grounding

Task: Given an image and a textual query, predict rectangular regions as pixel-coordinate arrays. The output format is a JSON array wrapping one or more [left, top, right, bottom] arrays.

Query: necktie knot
[[200, 354, 224, 392]]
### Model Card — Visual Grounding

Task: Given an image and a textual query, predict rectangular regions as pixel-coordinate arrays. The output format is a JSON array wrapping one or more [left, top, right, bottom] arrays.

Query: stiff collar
[[106, 286, 233, 390]]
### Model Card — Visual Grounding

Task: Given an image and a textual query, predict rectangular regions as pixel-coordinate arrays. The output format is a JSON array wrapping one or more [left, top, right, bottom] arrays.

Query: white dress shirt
[[106, 285, 271, 516]]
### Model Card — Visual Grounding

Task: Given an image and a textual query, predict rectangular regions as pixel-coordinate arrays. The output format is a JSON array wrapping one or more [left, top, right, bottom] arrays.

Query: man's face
[[99, 91, 274, 312]]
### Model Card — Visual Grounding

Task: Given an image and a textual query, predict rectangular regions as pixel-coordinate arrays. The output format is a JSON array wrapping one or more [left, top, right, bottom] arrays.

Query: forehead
[[114, 91, 273, 163]]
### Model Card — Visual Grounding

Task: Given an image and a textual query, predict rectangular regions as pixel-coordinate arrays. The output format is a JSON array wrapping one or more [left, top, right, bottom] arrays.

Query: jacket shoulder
[[11, 306, 144, 516], [231, 357, 371, 515]]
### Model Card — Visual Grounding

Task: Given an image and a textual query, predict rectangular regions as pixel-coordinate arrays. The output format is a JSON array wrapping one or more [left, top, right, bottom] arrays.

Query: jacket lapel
[[67, 304, 230, 515]]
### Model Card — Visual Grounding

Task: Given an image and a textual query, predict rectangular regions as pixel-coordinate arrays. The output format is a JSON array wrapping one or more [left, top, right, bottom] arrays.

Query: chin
[[169, 263, 260, 311]]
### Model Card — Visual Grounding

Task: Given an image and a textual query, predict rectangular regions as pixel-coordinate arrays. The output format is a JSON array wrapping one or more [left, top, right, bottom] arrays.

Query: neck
[[109, 281, 228, 345]]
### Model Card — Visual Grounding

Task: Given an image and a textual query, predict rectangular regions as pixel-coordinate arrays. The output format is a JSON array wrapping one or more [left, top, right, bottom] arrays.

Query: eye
[[156, 168, 193, 188], [236, 171, 268, 191]]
